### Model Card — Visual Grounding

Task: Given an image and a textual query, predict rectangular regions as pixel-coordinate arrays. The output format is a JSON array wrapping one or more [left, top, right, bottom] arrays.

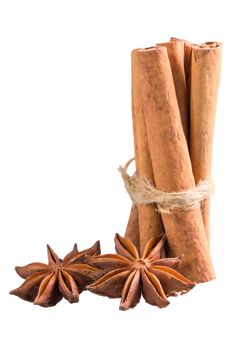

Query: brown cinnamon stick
[[189, 42, 222, 241], [184, 42, 192, 108], [125, 205, 140, 249], [159, 38, 189, 142], [125, 39, 189, 252], [134, 46, 215, 282], [127, 51, 164, 254]]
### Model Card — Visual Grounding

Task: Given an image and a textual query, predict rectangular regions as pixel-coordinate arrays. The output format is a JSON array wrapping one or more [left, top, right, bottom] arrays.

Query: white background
[[0, 0, 233, 349]]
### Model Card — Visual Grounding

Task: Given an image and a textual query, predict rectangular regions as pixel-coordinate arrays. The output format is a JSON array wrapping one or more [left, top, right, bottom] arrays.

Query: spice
[[124, 39, 221, 281], [188, 41, 222, 241], [87, 234, 195, 310], [10, 242, 101, 307]]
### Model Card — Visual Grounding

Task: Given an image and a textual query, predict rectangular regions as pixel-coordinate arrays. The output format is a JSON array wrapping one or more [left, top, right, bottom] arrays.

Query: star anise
[[10, 241, 102, 307], [87, 234, 195, 310]]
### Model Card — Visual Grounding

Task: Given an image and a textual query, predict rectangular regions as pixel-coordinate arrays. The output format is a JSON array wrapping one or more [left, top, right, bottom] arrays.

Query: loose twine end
[[118, 158, 214, 213]]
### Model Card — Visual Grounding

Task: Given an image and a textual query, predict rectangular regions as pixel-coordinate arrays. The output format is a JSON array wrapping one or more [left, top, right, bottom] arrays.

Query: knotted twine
[[118, 158, 213, 213]]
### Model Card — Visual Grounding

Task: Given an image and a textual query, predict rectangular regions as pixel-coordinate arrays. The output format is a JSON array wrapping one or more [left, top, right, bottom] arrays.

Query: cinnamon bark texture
[[184, 42, 192, 108], [125, 50, 164, 255], [134, 46, 215, 282], [189, 42, 222, 241], [125, 206, 140, 249], [125, 38, 189, 252], [159, 38, 189, 142]]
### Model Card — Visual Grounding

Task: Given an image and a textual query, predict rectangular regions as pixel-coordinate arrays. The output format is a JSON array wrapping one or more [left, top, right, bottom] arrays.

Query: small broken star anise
[[87, 234, 195, 310], [10, 241, 102, 307]]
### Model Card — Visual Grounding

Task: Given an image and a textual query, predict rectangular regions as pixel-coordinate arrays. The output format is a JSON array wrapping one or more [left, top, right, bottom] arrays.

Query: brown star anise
[[87, 234, 195, 310], [10, 241, 102, 307]]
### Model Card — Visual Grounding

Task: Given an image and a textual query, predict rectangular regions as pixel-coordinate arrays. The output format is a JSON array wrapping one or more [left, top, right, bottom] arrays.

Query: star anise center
[[52, 263, 63, 272], [133, 258, 146, 269]]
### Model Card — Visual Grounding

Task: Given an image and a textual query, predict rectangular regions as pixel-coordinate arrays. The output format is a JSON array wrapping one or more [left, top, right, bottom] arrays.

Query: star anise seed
[[86, 234, 195, 310], [10, 241, 102, 307]]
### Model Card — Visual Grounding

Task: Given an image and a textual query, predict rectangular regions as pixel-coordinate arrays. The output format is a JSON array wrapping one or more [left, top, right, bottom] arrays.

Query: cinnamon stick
[[184, 42, 192, 108], [125, 39, 189, 252], [125, 205, 140, 249], [189, 42, 222, 241], [127, 51, 164, 255], [134, 46, 215, 282], [159, 38, 189, 142]]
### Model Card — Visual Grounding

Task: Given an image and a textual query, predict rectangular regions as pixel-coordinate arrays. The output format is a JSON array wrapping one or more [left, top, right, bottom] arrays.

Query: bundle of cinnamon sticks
[[124, 37, 222, 283], [9, 37, 222, 310]]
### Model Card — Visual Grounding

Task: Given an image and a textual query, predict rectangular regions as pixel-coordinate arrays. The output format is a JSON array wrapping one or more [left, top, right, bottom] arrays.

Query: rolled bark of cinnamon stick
[[125, 206, 140, 249], [125, 51, 164, 255], [184, 42, 192, 109], [189, 42, 222, 241], [125, 39, 189, 253], [134, 46, 215, 282], [159, 38, 189, 142]]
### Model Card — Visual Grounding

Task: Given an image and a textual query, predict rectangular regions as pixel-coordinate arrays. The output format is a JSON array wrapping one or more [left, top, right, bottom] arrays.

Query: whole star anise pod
[[87, 234, 195, 310], [10, 241, 102, 307]]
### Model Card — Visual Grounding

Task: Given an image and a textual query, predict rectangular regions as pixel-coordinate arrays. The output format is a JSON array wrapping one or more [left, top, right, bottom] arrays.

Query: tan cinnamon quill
[[125, 38, 189, 252], [125, 205, 140, 249], [189, 42, 222, 240], [159, 38, 189, 142], [125, 50, 164, 255], [134, 46, 215, 282]]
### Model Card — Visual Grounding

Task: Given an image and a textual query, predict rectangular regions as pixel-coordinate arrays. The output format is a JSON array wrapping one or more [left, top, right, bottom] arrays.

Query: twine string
[[118, 158, 213, 213]]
